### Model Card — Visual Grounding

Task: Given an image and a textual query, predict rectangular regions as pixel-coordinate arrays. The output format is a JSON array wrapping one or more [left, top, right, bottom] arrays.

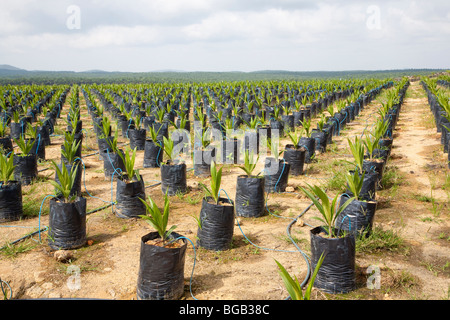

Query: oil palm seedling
[[300, 183, 354, 238], [275, 253, 325, 300], [197, 160, 235, 250], [159, 136, 187, 196], [114, 146, 146, 219], [235, 150, 265, 218], [284, 128, 307, 176], [0, 151, 22, 222], [48, 160, 86, 250], [301, 183, 357, 294], [137, 193, 187, 300], [139, 193, 176, 243]]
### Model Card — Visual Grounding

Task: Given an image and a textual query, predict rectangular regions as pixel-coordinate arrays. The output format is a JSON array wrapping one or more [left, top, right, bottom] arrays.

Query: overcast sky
[[0, 0, 449, 72]]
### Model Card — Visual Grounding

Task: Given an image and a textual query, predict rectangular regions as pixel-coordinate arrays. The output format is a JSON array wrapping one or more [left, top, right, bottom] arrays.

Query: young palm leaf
[[139, 193, 176, 242], [239, 150, 259, 177], [118, 146, 140, 181], [49, 160, 78, 202], [14, 136, 35, 155], [275, 253, 325, 300], [347, 136, 365, 174], [0, 152, 16, 182], [299, 183, 354, 238], [345, 170, 365, 201], [199, 161, 222, 204]]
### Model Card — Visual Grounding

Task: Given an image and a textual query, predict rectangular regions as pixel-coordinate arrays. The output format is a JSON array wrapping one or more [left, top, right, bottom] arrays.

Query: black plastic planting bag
[[38, 125, 51, 146], [137, 231, 187, 300], [270, 120, 284, 137], [335, 194, 377, 237], [235, 175, 265, 218], [160, 162, 187, 196], [48, 196, 87, 250], [193, 148, 216, 177], [10, 122, 26, 139], [362, 159, 385, 190], [221, 138, 241, 164], [0, 181, 23, 222], [129, 128, 146, 150], [115, 175, 146, 219], [143, 139, 163, 168], [293, 111, 304, 127], [196, 197, 235, 251], [13, 154, 38, 185], [28, 138, 45, 160], [311, 130, 327, 153], [281, 114, 294, 132], [298, 137, 316, 163], [0, 137, 13, 154], [264, 157, 290, 193], [310, 226, 356, 294], [283, 145, 306, 176], [103, 150, 125, 179]]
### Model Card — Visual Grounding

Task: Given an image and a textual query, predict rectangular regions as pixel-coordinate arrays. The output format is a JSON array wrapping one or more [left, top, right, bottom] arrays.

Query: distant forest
[[0, 68, 445, 85]]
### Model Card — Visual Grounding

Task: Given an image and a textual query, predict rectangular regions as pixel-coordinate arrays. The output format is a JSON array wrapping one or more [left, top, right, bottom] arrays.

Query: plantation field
[[0, 74, 449, 301]]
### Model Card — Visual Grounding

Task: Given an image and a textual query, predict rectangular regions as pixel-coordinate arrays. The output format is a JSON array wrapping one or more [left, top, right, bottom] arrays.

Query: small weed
[[0, 238, 38, 257], [356, 226, 405, 254]]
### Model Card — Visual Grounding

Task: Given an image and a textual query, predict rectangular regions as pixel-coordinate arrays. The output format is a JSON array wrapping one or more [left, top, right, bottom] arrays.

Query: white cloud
[[0, 0, 449, 71]]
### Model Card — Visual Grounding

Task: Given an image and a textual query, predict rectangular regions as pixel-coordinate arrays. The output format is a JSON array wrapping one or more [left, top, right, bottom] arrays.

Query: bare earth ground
[[0, 80, 449, 301]]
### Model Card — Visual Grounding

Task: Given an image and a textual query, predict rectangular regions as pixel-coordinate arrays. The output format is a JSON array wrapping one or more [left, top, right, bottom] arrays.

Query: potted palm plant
[[102, 129, 126, 179], [0, 121, 13, 154], [298, 118, 316, 163], [193, 127, 216, 177], [96, 115, 113, 157], [311, 114, 328, 153], [196, 161, 235, 251], [114, 147, 146, 219], [264, 138, 290, 193], [10, 110, 25, 140], [137, 194, 187, 300], [335, 171, 377, 238], [48, 160, 87, 250], [300, 183, 356, 294], [13, 136, 37, 185], [270, 106, 284, 137], [26, 125, 45, 160], [58, 134, 82, 198], [143, 125, 163, 168], [235, 150, 265, 218], [347, 136, 377, 201], [0, 152, 23, 222], [284, 129, 307, 176], [159, 136, 187, 196], [128, 114, 146, 151], [362, 133, 384, 190]]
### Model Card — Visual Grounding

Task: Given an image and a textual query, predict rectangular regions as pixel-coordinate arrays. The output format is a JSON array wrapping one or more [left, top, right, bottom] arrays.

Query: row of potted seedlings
[[421, 78, 450, 168], [0, 86, 70, 223], [130, 80, 398, 299], [1, 78, 404, 300], [301, 79, 409, 295]]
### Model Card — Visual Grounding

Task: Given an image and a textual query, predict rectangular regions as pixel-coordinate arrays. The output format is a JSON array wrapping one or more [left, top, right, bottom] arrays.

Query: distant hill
[[0, 64, 26, 71], [0, 64, 445, 85]]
